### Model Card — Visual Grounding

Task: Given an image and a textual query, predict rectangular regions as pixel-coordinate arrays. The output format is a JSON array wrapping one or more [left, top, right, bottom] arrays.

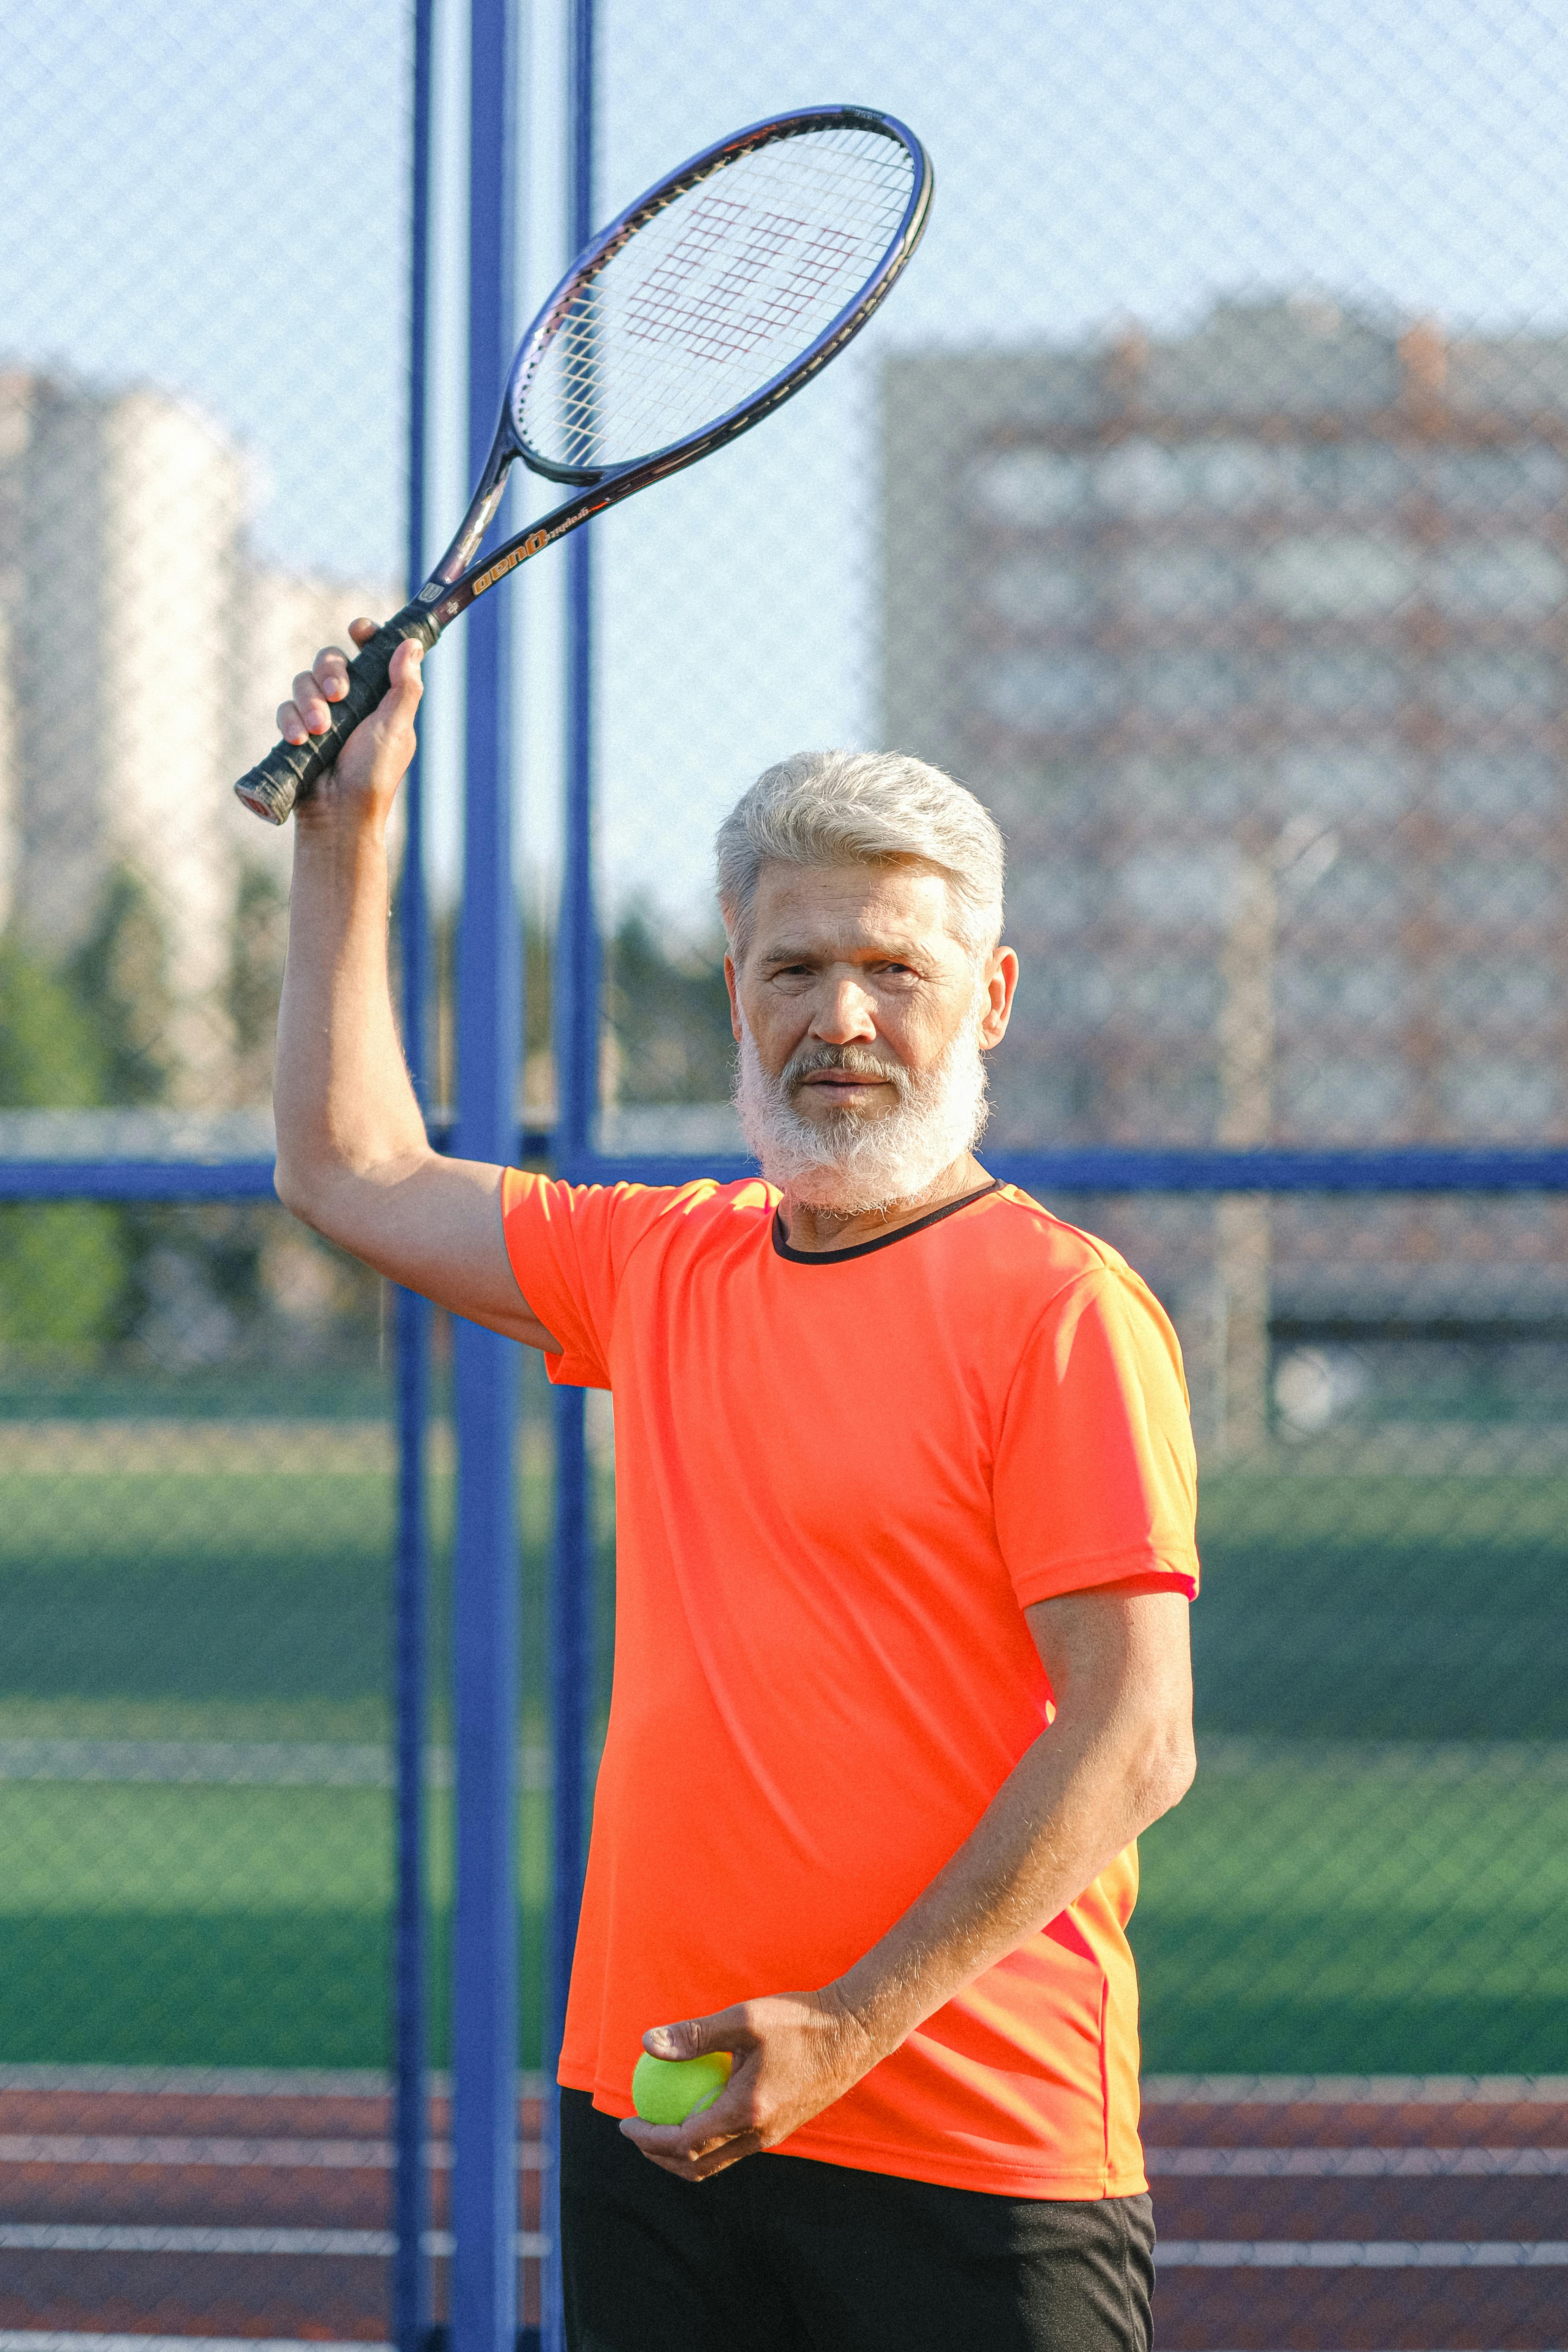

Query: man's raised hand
[[277, 618, 423, 824]]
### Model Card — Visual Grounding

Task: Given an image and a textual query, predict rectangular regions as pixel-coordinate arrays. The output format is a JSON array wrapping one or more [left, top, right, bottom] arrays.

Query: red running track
[[1, 2070, 1564, 2348]]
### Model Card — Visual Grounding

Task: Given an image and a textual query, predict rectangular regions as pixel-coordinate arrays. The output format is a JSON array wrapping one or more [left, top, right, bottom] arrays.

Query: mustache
[[780, 1043, 909, 1096]]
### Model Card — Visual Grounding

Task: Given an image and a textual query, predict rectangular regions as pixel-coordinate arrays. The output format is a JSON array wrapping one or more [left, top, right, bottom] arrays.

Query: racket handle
[[233, 601, 443, 825]]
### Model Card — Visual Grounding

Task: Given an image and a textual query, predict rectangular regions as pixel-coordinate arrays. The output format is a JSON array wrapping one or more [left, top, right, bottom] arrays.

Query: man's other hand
[[619, 1989, 878, 2183]]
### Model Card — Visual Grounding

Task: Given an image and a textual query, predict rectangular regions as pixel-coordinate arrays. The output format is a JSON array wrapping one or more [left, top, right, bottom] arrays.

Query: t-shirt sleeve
[[499, 1169, 694, 1390], [994, 1263, 1200, 1608]]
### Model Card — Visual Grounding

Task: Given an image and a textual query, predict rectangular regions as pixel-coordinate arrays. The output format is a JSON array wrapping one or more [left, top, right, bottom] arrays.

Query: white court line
[[0, 2340, 1543, 2352], [0, 1740, 552, 1791], [0, 2134, 548, 2169], [0, 2064, 545, 2097], [0, 2338, 392, 2352], [0, 2223, 548, 2258], [1157, 2241, 1568, 2266], [1147, 2146, 1568, 2176], [1143, 2075, 1568, 2103], [1, 2063, 1554, 2103], [7, 2136, 1556, 2177]]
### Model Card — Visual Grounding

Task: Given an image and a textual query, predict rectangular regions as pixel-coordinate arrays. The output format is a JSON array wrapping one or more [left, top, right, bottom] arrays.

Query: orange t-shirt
[[500, 1171, 1199, 2199]]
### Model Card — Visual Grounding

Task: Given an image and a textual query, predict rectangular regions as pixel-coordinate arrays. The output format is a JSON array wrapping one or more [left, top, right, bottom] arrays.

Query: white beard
[[733, 1003, 991, 1216]]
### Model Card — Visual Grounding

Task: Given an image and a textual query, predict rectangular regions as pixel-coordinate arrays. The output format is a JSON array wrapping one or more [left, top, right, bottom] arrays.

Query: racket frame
[[235, 103, 932, 823]]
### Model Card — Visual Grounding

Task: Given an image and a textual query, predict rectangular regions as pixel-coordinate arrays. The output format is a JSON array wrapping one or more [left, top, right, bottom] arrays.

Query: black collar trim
[[771, 1178, 1002, 1266]]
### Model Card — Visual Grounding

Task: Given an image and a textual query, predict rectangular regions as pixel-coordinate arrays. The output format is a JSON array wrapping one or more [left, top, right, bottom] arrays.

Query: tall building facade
[[882, 300, 1568, 1441], [0, 369, 387, 1107], [885, 299, 1567, 1149]]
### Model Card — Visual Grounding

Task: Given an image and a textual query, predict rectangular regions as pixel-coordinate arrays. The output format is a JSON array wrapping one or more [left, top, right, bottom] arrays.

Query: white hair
[[715, 749, 1005, 963]]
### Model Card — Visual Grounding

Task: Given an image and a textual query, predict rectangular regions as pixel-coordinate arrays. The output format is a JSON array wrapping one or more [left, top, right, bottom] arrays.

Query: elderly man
[[272, 627, 1199, 2352]]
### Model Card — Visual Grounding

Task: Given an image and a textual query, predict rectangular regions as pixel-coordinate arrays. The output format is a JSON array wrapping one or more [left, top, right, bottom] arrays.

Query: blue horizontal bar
[[0, 1160, 279, 1202], [561, 1146, 1568, 1194], [4, 1142, 1568, 1204]]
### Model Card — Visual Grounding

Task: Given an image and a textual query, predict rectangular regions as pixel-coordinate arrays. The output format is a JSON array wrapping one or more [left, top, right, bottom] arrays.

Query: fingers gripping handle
[[232, 603, 442, 825]]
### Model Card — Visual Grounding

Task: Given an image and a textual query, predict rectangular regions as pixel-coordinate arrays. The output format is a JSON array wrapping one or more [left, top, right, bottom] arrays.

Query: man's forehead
[[749, 860, 958, 953]]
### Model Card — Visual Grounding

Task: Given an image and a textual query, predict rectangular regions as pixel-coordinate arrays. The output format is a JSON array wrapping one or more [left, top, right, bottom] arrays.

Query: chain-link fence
[[0, 3, 452, 2338], [578, 6, 1568, 2348], [3, 0, 1567, 2346]]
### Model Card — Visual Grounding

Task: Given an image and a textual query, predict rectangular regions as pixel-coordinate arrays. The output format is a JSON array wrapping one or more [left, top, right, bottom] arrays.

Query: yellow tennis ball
[[631, 2049, 732, 2125]]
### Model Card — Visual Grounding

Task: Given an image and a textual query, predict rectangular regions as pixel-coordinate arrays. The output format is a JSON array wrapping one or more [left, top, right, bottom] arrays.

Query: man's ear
[[979, 946, 1019, 1049], [724, 953, 743, 1043]]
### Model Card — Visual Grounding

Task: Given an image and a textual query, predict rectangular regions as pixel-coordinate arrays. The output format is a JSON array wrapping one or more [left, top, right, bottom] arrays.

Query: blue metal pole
[[451, 3, 522, 2347], [392, 8, 437, 2348], [543, 10, 597, 2346]]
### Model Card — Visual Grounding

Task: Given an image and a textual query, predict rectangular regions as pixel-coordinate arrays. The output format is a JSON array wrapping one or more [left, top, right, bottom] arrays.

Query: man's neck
[[776, 1152, 992, 1256]]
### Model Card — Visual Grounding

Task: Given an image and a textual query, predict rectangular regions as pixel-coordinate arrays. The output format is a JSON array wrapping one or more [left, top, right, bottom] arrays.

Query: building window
[[1133, 648, 1250, 719], [1431, 649, 1560, 718], [1281, 1057, 1411, 1136], [975, 649, 1119, 729], [1430, 537, 1568, 618], [1303, 857, 1410, 922], [1255, 532, 1415, 619], [1291, 441, 1413, 508], [1275, 954, 1409, 1028], [1123, 545, 1245, 618], [1122, 958, 1224, 1031], [1281, 649, 1404, 716], [971, 449, 1088, 527], [1008, 956, 1116, 1030], [1119, 847, 1240, 927], [1433, 858, 1561, 925], [1441, 1057, 1559, 1134], [1429, 751, 1561, 819], [1278, 747, 1414, 818], [1009, 861, 1107, 934], [1429, 447, 1568, 512], [1436, 958, 1555, 1030], [983, 553, 1094, 626]]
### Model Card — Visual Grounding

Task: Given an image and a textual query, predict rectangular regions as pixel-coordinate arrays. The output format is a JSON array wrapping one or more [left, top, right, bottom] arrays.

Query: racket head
[[504, 105, 931, 488]]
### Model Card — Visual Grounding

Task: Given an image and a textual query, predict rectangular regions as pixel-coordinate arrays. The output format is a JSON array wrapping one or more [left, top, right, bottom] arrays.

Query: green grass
[[1194, 1472, 1568, 1738], [0, 1472, 402, 1740], [1134, 1755, 1568, 2073], [1, 1457, 1565, 2073], [0, 1780, 549, 2069]]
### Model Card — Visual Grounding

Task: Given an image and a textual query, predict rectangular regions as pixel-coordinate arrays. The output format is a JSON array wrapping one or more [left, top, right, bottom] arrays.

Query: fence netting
[[0, 2, 449, 2339], [1, 0, 1566, 2347], [585, 6, 1568, 2349]]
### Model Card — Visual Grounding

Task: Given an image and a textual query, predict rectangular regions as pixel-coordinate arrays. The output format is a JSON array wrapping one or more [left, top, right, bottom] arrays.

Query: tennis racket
[[235, 103, 932, 825]]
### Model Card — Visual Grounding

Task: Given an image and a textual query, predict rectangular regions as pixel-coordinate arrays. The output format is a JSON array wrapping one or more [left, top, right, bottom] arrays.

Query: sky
[[5, 0, 1568, 921]]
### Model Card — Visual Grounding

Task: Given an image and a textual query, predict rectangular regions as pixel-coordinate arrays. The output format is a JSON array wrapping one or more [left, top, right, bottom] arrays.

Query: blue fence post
[[451, 3, 523, 2348], [392, 4, 437, 2347], [542, 8, 598, 2347]]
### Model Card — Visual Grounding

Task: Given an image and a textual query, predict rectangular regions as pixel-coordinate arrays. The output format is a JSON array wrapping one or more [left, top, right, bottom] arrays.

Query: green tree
[[229, 862, 290, 1104], [0, 937, 126, 1358], [605, 908, 735, 1104], [69, 866, 174, 1105]]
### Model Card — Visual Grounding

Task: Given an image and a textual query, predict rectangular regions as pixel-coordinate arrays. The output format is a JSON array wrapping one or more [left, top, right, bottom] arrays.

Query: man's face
[[723, 862, 1016, 1208]]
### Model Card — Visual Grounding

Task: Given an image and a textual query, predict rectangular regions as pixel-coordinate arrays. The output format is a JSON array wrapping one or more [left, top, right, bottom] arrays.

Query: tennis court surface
[[0, 2066, 1564, 2349]]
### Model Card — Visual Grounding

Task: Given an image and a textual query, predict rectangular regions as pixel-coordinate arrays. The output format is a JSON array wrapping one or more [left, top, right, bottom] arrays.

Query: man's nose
[[809, 976, 878, 1045]]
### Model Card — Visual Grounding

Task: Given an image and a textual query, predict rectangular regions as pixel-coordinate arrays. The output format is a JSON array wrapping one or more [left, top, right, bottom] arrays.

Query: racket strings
[[518, 126, 915, 472]]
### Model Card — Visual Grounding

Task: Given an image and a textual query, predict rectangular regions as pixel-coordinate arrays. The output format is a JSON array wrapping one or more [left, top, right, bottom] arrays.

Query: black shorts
[[558, 2087, 1155, 2352]]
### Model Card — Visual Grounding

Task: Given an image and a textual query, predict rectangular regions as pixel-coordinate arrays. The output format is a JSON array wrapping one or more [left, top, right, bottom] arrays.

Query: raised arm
[[271, 623, 556, 1350]]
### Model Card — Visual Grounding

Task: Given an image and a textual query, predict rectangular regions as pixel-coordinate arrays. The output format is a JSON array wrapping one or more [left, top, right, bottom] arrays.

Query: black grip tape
[[233, 601, 442, 826]]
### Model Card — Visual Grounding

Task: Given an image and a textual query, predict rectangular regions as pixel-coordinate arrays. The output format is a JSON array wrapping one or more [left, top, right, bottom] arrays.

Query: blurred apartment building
[[0, 369, 385, 1106], [882, 298, 1568, 1441]]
